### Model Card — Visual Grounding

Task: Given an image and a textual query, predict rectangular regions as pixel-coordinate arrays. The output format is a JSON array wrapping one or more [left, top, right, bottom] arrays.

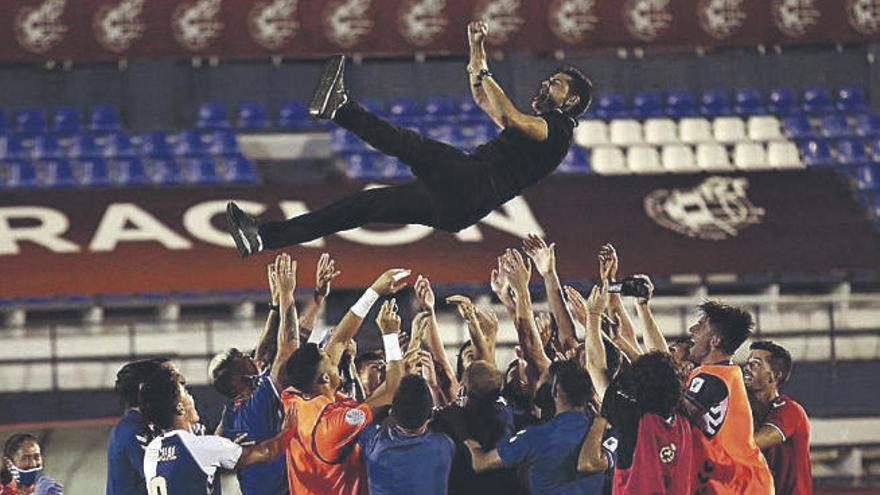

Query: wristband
[[383, 333, 403, 361], [351, 288, 380, 318], [475, 68, 493, 85]]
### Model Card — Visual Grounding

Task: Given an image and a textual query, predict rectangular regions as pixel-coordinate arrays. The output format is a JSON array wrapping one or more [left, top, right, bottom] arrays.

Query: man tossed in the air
[[226, 20, 592, 256]]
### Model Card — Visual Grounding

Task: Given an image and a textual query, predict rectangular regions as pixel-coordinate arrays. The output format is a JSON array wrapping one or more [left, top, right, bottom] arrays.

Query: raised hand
[[375, 299, 401, 335], [475, 306, 499, 343], [315, 253, 341, 300], [564, 286, 589, 323], [467, 20, 488, 45], [446, 295, 477, 323], [598, 243, 618, 282], [267, 263, 279, 306], [371, 268, 412, 296], [274, 253, 297, 304], [414, 275, 436, 312], [631, 274, 655, 304], [500, 249, 532, 294], [586, 281, 609, 316], [490, 257, 514, 309], [522, 234, 557, 278], [535, 311, 554, 347], [408, 311, 432, 352]]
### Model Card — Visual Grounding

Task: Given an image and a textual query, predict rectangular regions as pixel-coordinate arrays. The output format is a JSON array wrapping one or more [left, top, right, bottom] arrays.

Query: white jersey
[[143, 430, 242, 495]]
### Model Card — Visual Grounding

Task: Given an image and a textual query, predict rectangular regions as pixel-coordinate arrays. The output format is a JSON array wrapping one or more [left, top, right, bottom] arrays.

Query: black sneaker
[[309, 55, 349, 120], [226, 201, 263, 258]]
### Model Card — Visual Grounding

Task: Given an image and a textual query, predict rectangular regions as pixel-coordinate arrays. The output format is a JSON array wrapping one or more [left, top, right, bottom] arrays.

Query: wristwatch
[[472, 68, 493, 88]]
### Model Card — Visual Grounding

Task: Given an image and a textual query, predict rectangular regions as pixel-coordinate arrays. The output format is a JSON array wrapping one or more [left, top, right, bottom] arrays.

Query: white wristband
[[351, 288, 380, 318], [383, 333, 403, 361]]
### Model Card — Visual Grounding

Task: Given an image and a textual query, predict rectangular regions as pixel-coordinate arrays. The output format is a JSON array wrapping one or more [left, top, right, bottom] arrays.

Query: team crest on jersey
[[644, 176, 765, 241], [548, 0, 598, 45], [323, 0, 375, 49], [622, 0, 673, 42], [771, 0, 821, 38], [248, 0, 300, 50], [397, 0, 449, 47], [93, 0, 146, 54], [172, 0, 224, 52], [846, 0, 880, 35], [344, 408, 366, 426], [697, 0, 747, 40], [14, 0, 69, 54], [659, 442, 677, 463], [474, 0, 526, 46]]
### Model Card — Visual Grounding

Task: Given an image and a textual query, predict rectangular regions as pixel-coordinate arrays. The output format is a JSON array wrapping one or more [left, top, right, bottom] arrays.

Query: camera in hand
[[607, 277, 651, 300]]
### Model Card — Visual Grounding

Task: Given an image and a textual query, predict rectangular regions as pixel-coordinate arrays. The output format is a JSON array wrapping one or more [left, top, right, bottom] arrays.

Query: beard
[[531, 89, 555, 113]]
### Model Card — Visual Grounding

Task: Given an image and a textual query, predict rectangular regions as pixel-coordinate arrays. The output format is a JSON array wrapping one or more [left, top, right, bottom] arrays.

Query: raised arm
[[362, 300, 406, 410], [565, 284, 609, 399], [600, 244, 643, 354], [414, 275, 460, 398], [254, 262, 280, 368], [270, 254, 299, 389], [632, 274, 669, 354], [467, 20, 504, 128], [298, 253, 341, 338], [490, 255, 517, 318], [447, 295, 497, 367], [523, 234, 578, 353], [502, 249, 552, 377]]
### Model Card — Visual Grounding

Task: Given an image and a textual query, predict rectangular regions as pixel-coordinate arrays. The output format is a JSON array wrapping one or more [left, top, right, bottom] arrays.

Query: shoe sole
[[309, 55, 345, 118], [226, 202, 251, 258]]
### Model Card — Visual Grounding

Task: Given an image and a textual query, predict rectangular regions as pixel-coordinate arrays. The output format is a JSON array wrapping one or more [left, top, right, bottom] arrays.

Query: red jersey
[[0, 481, 19, 495], [281, 387, 372, 495], [760, 395, 812, 495], [613, 413, 694, 495]]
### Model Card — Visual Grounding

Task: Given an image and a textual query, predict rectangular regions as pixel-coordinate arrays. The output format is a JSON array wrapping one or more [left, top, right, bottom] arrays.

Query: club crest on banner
[[398, 0, 449, 47], [323, 0, 375, 49], [93, 0, 147, 54], [622, 0, 673, 42], [548, 0, 598, 44], [15, 0, 69, 55], [846, 0, 880, 35], [644, 176, 765, 241], [474, 0, 526, 46], [249, 0, 300, 50], [772, 0, 821, 38], [172, 0, 224, 52], [697, 0, 747, 40]]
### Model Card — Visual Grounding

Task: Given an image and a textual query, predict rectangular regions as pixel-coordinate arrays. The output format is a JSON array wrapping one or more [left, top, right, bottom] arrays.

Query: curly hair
[[699, 300, 754, 355], [629, 351, 685, 417]]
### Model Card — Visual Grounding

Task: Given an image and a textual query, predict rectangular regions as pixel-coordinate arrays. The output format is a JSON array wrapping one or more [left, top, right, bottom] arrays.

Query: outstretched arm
[[565, 284, 609, 399], [502, 249, 552, 379], [254, 262, 280, 368], [522, 234, 578, 353], [270, 254, 299, 390], [297, 253, 341, 338], [414, 275, 460, 398], [632, 274, 669, 354]]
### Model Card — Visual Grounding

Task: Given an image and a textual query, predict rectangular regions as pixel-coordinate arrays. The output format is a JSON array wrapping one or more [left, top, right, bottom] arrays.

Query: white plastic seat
[[574, 120, 609, 147], [643, 118, 679, 145], [591, 146, 628, 175], [713, 117, 747, 143], [696, 143, 733, 171], [679, 118, 713, 144], [733, 142, 769, 170], [661, 145, 698, 173], [767, 141, 804, 168], [626, 146, 663, 174], [609, 119, 643, 146], [748, 116, 783, 141]]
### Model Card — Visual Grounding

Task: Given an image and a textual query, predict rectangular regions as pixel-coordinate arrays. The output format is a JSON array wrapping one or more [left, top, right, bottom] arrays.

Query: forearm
[[635, 302, 669, 354], [543, 272, 578, 352], [609, 296, 643, 353], [271, 296, 299, 385], [239, 427, 291, 467], [298, 296, 324, 337], [513, 290, 551, 373], [363, 359, 403, 409], [577, 416, 610, 474], [254, 310, 279, 367], [424, 312, 460, 393]]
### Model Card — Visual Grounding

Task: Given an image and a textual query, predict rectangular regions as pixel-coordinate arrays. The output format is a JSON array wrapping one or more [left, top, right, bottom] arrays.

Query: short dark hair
[[456, 340, 474, 382], [3, 433, 38, 459], [750, 340, 793, 386], [557, 66, 592, 118], [208, 348, 246, 398], [552, 359, 593, 408], [115, 358, 169, 408], [140, 367, 182, 430], [392, 375, 434, 429], [354, 350, 385, 374], [699, 300, 754, 355], [284, 343, 323, 392], [630, 351, 685, 417], [464, 360, 501, 400]]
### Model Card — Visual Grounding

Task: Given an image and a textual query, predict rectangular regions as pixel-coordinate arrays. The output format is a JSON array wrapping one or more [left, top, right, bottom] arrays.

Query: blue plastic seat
[[68, 134, 100, 159], [148, 157, 183, 185], [0, 135, 30, 160], [802, 87, 834, 114], [2, 159, 37, 188], [196, 102, 230, 130], [74, 157, 111, 186], [330, 127, 368, 153], [112, 157, 149, 186], [593, 93, 628, 119], [452, 124, 492, 151], [361, 98, 387, 118], [837, 86, 868, 113], [237, 101, 270, 130], [423, 124, 455, 145], [768, 88, 800, 116], [173, 130, 207, 156], [277, 100, 310, 129], [665, 90, 697, 117], [855, 114, 880, 137], [851, 163, 880, 190], [782, 116, 814, 139], [221, 154, 258, 183], [184, 156, 221, 184], [733, 88, 765, 116], [15, 108, 47, 135], [388, 98, 420, 124], [819, 114, 850, 138], [102, 131, 136, 158], [423, 96, 456, 123], [871, 139, 880, 162], [37, 158, 76, 188], [32, 135, 62, 160], [0, 108, 8, 135], [89, 105, 122, 132], [837, 139, 869, 165], [52, 106, 83, 135], [632, 91, 663, 118], [207, 130, 240, 155], [140, 131, 172, 158], [700, 89, 731, 116], [557, 146, 590, 174], [343, 152, 380, 180], [800, 140, 833, 166]]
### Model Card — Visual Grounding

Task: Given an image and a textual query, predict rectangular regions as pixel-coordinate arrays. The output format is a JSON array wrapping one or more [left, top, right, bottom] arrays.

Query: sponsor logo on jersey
[[344, 408, 366, 426], [659, 442, 677, 463], [14, 0, 69, 54]]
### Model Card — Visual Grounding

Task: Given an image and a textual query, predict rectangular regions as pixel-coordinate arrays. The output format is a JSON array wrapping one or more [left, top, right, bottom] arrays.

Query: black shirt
[[600, 376, 644, 471]]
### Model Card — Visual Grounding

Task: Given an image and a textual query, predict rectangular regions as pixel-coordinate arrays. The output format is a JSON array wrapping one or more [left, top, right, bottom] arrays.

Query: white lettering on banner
[[771, 0, 821, 38], [846, 0, 880, 36], [14, 0, 69, 54], [183, 200, 266, 248], [93, 0, 147, 54], [0, 207, 79, 255], [323, 0, 375, 49], [478, 196, 546, 239], [697, 0, 747, 40], [278, 201, 326, 248], [172, 0, 224, 52], [249, 0, 300, 50], [474, 0, 526, 46], [397, 0, 449, 47], [548, 0, 598, 45], [89, 203, 192, 252], [622, 0, 674, 42]]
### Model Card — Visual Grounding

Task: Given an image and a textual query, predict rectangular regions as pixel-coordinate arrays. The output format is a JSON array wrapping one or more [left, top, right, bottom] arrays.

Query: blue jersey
[[358, 422, 455, 495], [497, 411, 606, 495], [220, 368, 287, 495], [144, 430, 241, 495], [107, 408, 154, 495]]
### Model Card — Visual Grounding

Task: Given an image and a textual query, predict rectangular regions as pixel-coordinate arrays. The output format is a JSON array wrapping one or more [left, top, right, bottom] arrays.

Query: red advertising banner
[[1, 171, 879, 299], [0, 0, 877, 64]]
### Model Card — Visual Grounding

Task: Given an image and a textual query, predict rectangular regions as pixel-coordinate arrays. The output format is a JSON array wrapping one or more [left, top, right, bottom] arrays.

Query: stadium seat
[[819, 114, 850, 138], [700, 89, 731, 117], [593, 93, 628, 119], [277, 101, 311, 129], [74, 157, 111, 186], [768, 88, 799, 116], [855, 114, 880, 137], [15, 108, 47, 135], [767, 142, 803, 168], [343, 152, 380, 180], [800, 140, 834, 166], [733, 142, 769, 170], [196, 102, 230, 130], [643, 118, 679, 145], [574, 120, 609, 147], [733, 88, 765, 116], [184, 156, 221, 184], [609, 119, 643, 145], [331, 128, 367, 153], [2, 159, 37, 188], [423, 124, 456, 146], [32, 135, 63, 160], [836, 86, 868, 113], [236, 101, 270, 130], [557, 146, 590, 174], [590, 146, 627, 174], [851, 163, 880, 190], [388, 98, 420, 124], [423, 96, 455, 123], [0, 135, 30, 160], [632, 91, 663, 118], [173, 130, 207, 157], [666, 90, 698, 117], [782, 116, 815, 139], [89, 104, 122, 132], [871, 139, 880, 162], [37, 158, 76, 187], [0, 108, 8, 135], [112, 157, 149, 186], [148, 156, 183, 185], [802, 87, 834, 114], [456, 97, 486, 124], [68, 134, 100, 159], [713, 117, 746, 144], [627, 146, 663, 174], [679, 118, 713, 144], [361, 98, 387, 117], [836, 139, 869, 165], [140, 131, 172, 158], [102, 131, 137, 158], [662, 144, 698, 173], [207, 130, 240, 155], [221, 154, 259, 183], [747, 116, 783, 141], [695, 143, 732, 171], [453, 124, 492, 151], [52, 106, 83, 135]]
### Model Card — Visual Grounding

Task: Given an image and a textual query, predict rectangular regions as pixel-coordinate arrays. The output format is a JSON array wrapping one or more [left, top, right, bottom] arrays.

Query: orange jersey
[[686, 363, 774, 495], [281, 388, 372, 495]]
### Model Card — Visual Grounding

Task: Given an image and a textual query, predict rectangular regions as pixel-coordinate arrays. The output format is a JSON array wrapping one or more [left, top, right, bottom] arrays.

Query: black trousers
[[259, 102, 497, 248]]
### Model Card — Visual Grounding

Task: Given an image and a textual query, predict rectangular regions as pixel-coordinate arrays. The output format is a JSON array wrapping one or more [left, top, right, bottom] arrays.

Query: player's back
[[144, 430, 241, 495], [614, 412, 693, 494]]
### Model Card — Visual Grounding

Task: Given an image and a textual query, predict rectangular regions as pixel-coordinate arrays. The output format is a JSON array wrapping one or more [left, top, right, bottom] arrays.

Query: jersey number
[[148, 476, 168, 495]]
